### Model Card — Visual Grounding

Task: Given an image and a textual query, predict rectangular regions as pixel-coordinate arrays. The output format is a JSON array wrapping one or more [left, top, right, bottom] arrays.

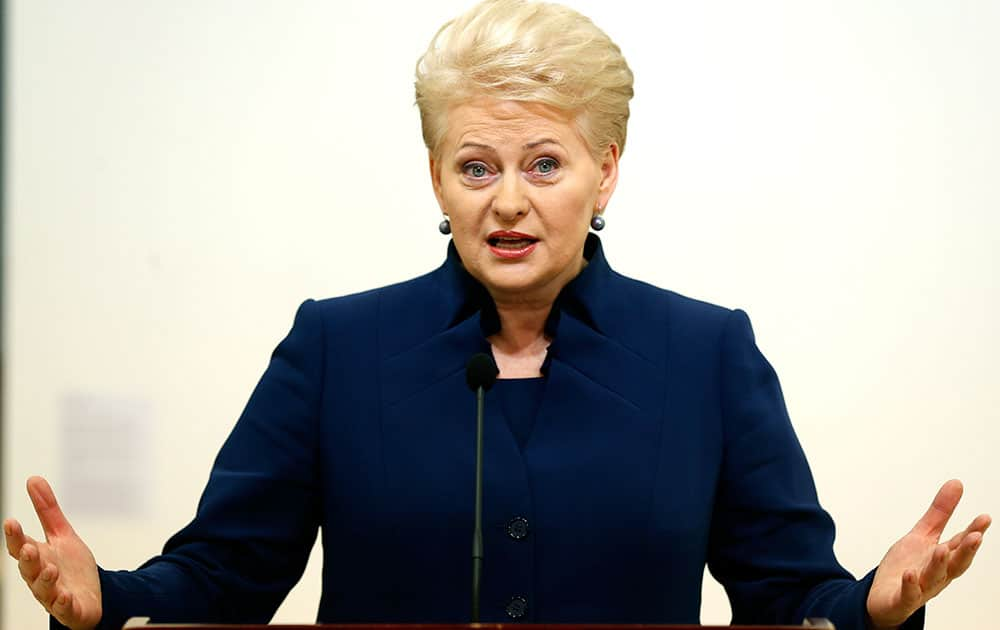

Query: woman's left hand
[[866, 479, 990, 629]]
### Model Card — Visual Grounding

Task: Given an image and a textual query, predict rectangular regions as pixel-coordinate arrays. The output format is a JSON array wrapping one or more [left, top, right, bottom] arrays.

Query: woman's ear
[[428, 150, 446, 212], [597, 143, 620, 210]]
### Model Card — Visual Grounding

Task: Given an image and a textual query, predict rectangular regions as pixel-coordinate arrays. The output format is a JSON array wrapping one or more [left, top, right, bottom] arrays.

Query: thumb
[[26, 476, 75, 540], [912, 479, 963, 539]]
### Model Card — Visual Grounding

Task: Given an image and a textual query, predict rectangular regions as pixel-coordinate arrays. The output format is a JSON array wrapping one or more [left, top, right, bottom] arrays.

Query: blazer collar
[[384, 233, 659, 411], [434, 233, 611, 339]]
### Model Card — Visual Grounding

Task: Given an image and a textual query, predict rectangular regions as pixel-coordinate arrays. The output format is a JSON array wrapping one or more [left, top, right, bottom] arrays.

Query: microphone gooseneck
[[465, 352, 498, 622]]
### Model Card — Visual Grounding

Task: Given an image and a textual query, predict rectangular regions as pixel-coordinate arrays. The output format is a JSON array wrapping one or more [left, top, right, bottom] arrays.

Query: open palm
[[867, 479, 990, 628], [3, 476, 102, 630]]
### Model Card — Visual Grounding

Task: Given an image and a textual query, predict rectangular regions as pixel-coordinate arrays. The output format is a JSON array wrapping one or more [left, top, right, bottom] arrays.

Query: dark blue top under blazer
[[80, 235, 923, 630]]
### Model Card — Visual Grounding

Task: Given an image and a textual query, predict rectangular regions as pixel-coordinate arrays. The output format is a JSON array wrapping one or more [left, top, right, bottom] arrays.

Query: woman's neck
[[488, 300, 552, 378], [481, 253, 587, 377]]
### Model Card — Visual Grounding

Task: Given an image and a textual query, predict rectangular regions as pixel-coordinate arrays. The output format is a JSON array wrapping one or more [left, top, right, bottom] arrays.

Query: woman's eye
[[532, 158, 559, 175], [463, 162, 489, 178]]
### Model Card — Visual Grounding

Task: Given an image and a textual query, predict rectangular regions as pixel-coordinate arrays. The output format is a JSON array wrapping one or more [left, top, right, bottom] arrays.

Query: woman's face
[[430, 99, 618, 305]]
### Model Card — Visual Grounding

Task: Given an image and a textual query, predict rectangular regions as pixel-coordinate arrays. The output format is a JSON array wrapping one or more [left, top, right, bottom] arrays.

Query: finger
[[50, 588, 75, 625], [912, 479, 963, 539], [975, 513, 992, 535], [900, 569, 922, 609], [947, 531, 984, 579], [4, 518, 29, 559], [26, 476, 74, 540], [29, 562, 60, 610], [18, 543, 43, 584], [946, 514, 991, 550], [919, 544, 950, 592]]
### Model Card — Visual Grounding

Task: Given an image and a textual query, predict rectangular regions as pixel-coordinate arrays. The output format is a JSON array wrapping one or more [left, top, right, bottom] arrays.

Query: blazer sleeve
[[706, 309, 924, 630], [55, 299, 325, 630]]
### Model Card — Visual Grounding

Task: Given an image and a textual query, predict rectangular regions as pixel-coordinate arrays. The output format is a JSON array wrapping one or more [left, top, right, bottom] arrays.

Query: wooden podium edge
[[122, 619, 836, 630]]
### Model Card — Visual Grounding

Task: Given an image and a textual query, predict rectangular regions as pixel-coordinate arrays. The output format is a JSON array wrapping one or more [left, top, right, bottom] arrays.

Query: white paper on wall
[[58, 393, 153, 517]]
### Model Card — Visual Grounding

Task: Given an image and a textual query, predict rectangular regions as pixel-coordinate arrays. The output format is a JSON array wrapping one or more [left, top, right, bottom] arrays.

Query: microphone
[[466, 353, 499, 392], [465, 352, 498, 622]]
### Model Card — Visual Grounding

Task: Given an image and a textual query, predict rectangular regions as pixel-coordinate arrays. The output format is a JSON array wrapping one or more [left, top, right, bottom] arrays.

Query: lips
[[487, 230, 538, 259], [487, 231, 538, 249]]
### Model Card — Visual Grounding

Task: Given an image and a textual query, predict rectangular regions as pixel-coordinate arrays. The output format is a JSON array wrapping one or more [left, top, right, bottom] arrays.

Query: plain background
[[3, 0, 997, 627]]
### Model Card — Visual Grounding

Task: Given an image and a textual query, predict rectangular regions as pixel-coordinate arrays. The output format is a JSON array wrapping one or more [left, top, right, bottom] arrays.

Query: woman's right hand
[[3, 476, 102, 630]]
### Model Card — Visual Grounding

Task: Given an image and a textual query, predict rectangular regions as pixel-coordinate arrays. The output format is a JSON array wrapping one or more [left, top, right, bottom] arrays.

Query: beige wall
[[3, 1, 997, 627]]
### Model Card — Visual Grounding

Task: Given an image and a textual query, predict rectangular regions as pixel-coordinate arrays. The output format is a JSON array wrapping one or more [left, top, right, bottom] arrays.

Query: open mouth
[[487, 231, 539, 250], [488, 236, 538, 249]]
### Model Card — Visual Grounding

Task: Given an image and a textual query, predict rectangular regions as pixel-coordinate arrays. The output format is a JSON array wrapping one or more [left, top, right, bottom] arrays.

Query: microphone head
[[466, 353, 499, 392]]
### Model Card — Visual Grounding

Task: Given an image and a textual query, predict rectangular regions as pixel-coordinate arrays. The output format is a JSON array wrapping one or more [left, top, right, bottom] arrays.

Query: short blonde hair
[[415, 0, 634, 159]]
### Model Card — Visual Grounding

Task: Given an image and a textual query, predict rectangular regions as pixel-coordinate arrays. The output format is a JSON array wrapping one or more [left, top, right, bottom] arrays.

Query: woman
[[4, 1, 989, 629]]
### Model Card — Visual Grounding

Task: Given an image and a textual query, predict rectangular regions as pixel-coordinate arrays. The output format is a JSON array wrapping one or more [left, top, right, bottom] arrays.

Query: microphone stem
[[472, 385, 485, 622]]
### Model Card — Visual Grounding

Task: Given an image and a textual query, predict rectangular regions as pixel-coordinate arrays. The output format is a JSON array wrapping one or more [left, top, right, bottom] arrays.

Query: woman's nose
[[492, 174, 529, 222]]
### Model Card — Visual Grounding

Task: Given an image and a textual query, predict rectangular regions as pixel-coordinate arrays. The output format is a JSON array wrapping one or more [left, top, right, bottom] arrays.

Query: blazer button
[[506, 516, 530, 540], [505, 595, 528, 619]]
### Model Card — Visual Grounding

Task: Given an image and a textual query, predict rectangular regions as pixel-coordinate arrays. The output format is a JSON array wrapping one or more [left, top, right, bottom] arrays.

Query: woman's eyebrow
[[457, 141, 495, 152], [523, 138, 561, 149], [455, 138, 562, 153]]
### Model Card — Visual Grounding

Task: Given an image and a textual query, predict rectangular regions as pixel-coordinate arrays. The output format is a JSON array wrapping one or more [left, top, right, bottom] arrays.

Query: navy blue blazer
[[84, 235, 923, 630]]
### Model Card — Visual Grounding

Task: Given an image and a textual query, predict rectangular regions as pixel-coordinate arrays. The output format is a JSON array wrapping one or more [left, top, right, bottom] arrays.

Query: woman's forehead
[[444, 99, 583, 152]]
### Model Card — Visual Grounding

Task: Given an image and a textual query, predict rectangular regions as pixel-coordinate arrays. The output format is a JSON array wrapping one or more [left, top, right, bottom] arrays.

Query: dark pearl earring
[[590, 215, 606, 231], [438, 218, 452, 235]]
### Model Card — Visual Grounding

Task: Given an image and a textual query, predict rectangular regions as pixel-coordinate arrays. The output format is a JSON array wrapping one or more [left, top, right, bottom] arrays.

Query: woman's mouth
[[487, 231, 539, 259], [488, 237, 537, 249]]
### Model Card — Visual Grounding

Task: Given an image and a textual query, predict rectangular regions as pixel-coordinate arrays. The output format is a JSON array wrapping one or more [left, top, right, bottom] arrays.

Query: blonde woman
[[5, 1, 988, 629]]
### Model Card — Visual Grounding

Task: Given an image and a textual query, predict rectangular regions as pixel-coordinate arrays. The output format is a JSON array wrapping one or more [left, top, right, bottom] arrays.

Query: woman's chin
[[479, 269, 562, 304]]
